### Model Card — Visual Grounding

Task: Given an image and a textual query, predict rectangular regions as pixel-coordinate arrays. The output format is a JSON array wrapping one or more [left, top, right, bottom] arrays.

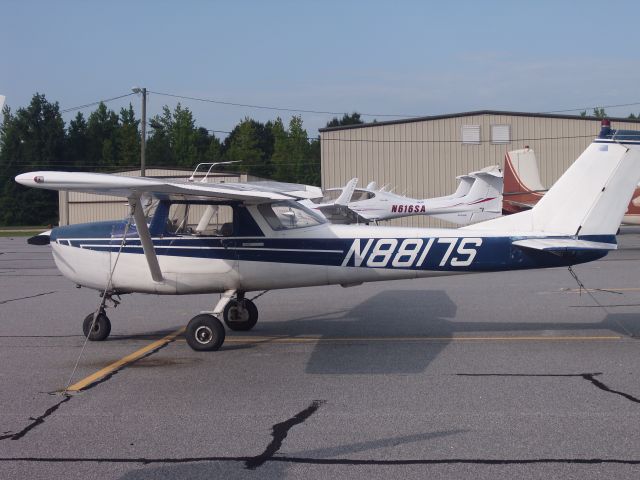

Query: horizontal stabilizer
[[512, 238, 617, 252]]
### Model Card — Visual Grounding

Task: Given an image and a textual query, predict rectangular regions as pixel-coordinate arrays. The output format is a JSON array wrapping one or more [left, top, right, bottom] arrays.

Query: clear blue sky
[[2, 0, 640, 136]]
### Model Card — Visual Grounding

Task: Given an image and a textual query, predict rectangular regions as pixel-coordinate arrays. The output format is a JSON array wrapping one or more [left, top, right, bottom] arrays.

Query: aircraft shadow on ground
[[248, 290, 640, 375]]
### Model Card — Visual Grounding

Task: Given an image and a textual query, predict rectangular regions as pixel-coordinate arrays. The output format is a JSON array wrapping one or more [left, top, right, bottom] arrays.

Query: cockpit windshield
[[258, 201, 326, 231]]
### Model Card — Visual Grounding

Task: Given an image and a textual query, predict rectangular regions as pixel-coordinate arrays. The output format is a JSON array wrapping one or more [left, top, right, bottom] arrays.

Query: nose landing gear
[[82, 292, 120, 341], [82, 309, 111, 341]]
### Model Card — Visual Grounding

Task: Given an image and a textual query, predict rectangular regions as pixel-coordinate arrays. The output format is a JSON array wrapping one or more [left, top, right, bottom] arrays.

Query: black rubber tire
[[223, 299, 258, 331], [186, 314, 226, 351], [82, 311, 111, 341]]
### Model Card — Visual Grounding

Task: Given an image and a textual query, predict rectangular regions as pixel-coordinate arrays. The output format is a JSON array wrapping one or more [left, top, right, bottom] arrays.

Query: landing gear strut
[[82, 292, 120, 341], [184, 290, 261, 351]]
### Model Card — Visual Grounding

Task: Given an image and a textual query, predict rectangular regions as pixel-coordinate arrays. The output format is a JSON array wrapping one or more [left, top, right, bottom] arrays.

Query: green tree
[[306, 136, 321, 186], [592, 107, 607, 119], [325, 112, 364, 128], [66, 112, 88, 169], [146, 108, 173, 167], [224, 118, 265, 176], [270, 118, 289, 181], [86, 102, 120, 169], [288, 116, 312, 183], [170, 104, 198, 167], [0, 94, 64, 225], [145, 104, 215, 169], [116, 104, 140, 168]]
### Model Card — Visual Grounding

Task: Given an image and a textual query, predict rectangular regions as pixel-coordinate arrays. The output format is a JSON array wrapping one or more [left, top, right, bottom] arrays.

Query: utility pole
[[132, 87, 147, 176]]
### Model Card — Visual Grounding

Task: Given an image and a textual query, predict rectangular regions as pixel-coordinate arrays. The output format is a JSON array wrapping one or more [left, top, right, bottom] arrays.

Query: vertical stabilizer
[[502, 147, 545, 214]]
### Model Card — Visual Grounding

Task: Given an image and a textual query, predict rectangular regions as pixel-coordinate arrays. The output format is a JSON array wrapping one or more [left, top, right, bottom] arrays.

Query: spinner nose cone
[[27, 230, 51, 245]]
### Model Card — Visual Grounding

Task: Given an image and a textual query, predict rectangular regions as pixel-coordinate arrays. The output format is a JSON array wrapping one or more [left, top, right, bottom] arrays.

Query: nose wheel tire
[[223, 299, 258, 331], [82, 311, 111, 341], [186, 314, 226, 351]]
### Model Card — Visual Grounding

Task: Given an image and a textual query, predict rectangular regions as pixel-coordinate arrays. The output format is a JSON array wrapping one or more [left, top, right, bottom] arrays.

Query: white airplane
[[15, 121, 640, 352], [307, 166, 503, 225], [0, 95, 5, 111]]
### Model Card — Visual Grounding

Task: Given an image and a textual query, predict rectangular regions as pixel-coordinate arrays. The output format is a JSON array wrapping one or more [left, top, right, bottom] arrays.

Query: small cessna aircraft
[[503, 136, 640, 224], [15, 121, 640, 351], [307, 165, 503, 225]]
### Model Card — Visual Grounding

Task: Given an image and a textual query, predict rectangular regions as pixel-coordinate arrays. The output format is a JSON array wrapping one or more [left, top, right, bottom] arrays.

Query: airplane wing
[[15, 171, 322, 203], [16, 171, 323, 283]]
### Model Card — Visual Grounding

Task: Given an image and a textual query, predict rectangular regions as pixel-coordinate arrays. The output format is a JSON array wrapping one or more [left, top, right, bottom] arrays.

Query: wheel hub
[[195, 325, 213, 344], [229, 306, 249, 322]]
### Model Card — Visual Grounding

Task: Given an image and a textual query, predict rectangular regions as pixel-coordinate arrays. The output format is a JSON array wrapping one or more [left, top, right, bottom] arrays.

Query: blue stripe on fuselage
[[53, 233, 615, 272]]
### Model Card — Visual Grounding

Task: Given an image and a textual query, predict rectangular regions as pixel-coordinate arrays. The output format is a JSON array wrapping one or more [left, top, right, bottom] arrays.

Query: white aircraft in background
[[15, 121, 640, 352], [0, 95, 6, 111], [307, 165, 503, 226], [503, 138, 640, 225]]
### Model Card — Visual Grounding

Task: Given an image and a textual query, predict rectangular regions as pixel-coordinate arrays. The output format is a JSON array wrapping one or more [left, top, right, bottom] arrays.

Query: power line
[[58, 90, 640, 123], [148, 90, 419, 118], [541, 101, 640, 114], [60, 93, 136, 114]]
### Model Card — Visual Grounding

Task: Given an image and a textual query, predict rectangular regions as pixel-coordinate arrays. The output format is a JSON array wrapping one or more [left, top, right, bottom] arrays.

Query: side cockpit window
[[166, 203, 234, 236], [258, 201, 326, 231]]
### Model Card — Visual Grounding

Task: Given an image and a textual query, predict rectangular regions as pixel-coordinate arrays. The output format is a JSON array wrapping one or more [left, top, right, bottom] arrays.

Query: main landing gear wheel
[[82, 311, 111, 341], [223, 299, 258, 331], [186, 314, 226, 351]]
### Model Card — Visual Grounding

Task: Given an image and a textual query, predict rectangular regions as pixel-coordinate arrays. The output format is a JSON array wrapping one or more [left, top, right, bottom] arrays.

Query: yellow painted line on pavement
[[65, 327, 185, 392]]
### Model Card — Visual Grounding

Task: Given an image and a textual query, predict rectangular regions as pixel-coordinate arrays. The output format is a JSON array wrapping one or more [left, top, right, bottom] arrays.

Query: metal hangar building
[[319, 110, 640, 227]]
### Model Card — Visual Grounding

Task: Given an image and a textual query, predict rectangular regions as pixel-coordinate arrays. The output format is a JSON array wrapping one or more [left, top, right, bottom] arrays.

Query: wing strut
[[130, 195, 163, 282]]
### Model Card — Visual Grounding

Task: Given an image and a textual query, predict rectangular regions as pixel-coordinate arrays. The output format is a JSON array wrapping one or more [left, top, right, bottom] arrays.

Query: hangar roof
[[319, 109, 640, 133]]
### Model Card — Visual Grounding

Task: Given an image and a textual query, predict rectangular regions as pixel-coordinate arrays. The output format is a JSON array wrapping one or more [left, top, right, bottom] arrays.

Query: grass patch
[[0, 227, 49, 237], [0, 230, 43, 237]]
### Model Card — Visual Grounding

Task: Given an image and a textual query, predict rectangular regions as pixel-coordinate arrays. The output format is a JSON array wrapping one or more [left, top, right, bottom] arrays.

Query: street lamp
[[132, 87, 147, 176]]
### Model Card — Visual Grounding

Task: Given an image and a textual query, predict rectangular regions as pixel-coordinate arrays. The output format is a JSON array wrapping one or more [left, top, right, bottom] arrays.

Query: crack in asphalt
[[245, 400, 326, 470], [456, 372, 640, 404], [0, 397, 71, 441], [0, 291, 57, 305], [0, 456, 638, 466], [0, 332, 182, 441]]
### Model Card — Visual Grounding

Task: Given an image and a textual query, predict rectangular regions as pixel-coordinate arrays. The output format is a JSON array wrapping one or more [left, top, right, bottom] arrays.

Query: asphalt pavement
[[1, 230, 639, 479]]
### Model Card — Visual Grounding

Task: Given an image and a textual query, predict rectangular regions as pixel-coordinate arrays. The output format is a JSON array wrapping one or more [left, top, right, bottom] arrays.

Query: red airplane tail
[[502, 147, 546, 215]]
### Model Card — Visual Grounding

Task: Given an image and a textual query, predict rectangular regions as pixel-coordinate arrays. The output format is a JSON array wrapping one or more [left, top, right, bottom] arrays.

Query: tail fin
[[449, 174, 475, 199], [430, 165, 503, 225], [464, 165, 503, 204], [502, 147, 545, 214], [335, 178, 358, 205], [467, 130, 640, 235]]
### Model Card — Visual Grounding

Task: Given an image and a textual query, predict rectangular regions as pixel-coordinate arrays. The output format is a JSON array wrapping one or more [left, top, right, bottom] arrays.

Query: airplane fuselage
[[48, 208, 610, 296]]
